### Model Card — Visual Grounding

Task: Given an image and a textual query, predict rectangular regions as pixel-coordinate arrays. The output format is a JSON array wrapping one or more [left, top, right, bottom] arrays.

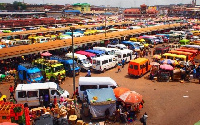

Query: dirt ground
[[1, 47, 200, 125]]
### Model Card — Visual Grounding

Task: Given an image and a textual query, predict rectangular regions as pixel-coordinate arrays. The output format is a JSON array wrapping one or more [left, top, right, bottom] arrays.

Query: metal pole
[[105, 8, 106, 37], [72, 29, 75, 93]]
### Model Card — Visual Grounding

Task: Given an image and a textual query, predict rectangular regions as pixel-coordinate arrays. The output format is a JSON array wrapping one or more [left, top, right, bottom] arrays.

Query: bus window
[[99, 85, 108, 89], [129, 64, 133, 69], [134, 65, 138, 70], [97, 61, 100, 65], [80, 85, 98, 91]]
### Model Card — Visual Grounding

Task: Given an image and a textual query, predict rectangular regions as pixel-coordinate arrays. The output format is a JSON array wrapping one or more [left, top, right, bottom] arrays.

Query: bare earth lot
[[1, 56, 200, 125]]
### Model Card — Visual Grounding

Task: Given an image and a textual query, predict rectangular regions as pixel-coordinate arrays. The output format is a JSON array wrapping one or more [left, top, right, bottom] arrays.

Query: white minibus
[[115, 49, 133, 63], [92, 55, 118, 72], [15, 82, 69, 107], [78, 77, 118, 100]]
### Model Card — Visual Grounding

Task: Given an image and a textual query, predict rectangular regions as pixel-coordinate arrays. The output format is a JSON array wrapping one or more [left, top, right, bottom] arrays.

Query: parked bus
[[153, 46, 170, 55], [161, 53, 187, 61], [85, 49, 105, 56], [78, 77, 118, 100], [65, 53, 92, 71], [115, 49, 133, 63], [75, 51, 96, 63], [176, 48, 198, 56], [93, 47, 119, 55], [168, 50, 193, 61], [128, 58, 151, 77], [92, 55, 118, 72]]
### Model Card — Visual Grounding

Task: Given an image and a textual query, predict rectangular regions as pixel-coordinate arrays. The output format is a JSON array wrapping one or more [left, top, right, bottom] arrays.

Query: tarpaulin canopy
[[86, 88, 116, 118]]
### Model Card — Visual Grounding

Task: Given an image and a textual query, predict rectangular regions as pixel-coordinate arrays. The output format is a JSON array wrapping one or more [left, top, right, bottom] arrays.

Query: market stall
[[85, 88, 116, 119]]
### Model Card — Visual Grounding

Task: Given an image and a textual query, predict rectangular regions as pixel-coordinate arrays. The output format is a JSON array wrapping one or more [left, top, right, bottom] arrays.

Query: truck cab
[[50, 56, 80, 76], [32, 59, 66, 82], [18, 63, 43, 84]]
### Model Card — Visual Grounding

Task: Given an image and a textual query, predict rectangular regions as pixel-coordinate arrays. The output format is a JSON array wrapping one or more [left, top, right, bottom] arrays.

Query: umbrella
[[139, 39, 145, 42], [194, 121, 200, 125], [119, 91, 142, 104], [41, 52, 52, 57], [150, 62, 160, 66], [160, 59, 175, 65], [0, 122, 18, 125], [153, 55, 161, 59], [160, 64, 174, 70], [113, 87, 130, 98]]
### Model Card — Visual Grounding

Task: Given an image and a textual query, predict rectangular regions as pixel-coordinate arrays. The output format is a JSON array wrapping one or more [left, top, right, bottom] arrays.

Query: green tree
[[0, 3, 5, 10], [13, 1, 26, 10]]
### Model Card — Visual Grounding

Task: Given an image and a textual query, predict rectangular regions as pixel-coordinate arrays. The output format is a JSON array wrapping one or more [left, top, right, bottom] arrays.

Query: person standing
[[44, 93, 49, 107], [193, 66, 196, 81], [9, 85, 14, 96], [142, 112, 148, 125]]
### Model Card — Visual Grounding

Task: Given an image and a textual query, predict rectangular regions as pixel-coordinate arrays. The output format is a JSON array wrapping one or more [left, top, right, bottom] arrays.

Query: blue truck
[[18, 63, 43, 84], [50, 56, 80, 76]]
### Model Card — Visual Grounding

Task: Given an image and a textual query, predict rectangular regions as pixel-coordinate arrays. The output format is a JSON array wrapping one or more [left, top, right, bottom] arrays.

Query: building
[[72, 3, 90, 13], [123, 4, 158, 18]]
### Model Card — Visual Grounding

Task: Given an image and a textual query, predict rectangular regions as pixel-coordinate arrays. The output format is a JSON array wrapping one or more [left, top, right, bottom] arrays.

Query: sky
[[1, 0, 200, 8]]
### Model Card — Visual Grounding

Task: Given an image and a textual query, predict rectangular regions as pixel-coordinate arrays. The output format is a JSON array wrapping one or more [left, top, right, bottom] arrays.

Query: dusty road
[[1, 49, 200, 125]]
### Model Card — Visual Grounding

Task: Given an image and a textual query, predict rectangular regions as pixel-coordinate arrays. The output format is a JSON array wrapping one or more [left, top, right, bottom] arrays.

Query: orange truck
[[128, 58, 151, 77]]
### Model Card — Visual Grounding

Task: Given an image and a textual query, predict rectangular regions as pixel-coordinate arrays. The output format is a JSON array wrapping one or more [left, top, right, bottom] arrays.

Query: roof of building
[[124, 8, 140, 14], [64, 10, 81, 13]]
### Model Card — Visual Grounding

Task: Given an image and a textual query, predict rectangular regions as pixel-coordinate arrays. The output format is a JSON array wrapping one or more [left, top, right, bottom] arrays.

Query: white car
[[133, 42, 144, 50]]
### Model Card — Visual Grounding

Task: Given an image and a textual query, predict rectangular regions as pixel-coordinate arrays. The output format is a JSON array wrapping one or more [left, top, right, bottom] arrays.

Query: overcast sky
[[1, 0, 200, 8]]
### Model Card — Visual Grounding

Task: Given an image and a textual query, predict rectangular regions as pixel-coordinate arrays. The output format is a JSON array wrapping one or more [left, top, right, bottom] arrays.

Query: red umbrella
[[119, 91, 142, 104], [113, 87, 130, 98], [41, 52, 52, 56], [160, 64, 174, 70]]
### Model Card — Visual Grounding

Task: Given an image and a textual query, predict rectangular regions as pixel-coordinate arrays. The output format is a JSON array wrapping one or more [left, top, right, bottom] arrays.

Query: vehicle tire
[[102, 69, 106, 73], [140, 73, 143, 78], [50, 77, 55, 82]]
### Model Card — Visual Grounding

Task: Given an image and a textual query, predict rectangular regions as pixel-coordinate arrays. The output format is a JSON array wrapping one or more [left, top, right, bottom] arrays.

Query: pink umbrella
[[41, 52, 52, 56], [0, 122, 18, 125], [119, 91, 143, 104], [160, 64, 174, 70]]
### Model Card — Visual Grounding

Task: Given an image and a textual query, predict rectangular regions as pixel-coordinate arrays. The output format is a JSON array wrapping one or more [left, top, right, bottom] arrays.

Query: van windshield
[[29, 72, 42, 79], [57, 85, 64, 94], [53, 65, 64, 72], [70, 63, 78, 69]]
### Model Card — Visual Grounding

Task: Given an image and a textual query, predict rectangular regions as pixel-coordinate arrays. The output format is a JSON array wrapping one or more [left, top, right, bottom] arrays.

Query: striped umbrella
[[160, 59, 175, 65], [119, 91, 142, 104]]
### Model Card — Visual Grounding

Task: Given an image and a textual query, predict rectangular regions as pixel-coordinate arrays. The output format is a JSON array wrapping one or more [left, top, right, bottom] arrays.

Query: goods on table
[[0, 101, 28, 124]]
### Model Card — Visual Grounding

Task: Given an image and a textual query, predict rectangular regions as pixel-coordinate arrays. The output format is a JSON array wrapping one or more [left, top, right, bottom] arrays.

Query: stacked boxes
[[0, 101, 27, 124], [10, 104, 25, 124], [0, 102, 12, 123]]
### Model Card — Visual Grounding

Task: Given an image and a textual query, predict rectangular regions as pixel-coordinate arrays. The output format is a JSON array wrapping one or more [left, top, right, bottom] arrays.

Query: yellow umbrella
[[153, 55, 161, 59], [139, 39, 145, 42]]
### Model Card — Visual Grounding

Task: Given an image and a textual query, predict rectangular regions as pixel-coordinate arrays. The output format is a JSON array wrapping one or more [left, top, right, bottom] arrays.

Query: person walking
[[9, 85, 14, 96], [57, 73, 62, 84], [142, 112, 148, 125], [117, 63, 121, 73], [86, 70, 91, 77], [122, 59, 125, 68]]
